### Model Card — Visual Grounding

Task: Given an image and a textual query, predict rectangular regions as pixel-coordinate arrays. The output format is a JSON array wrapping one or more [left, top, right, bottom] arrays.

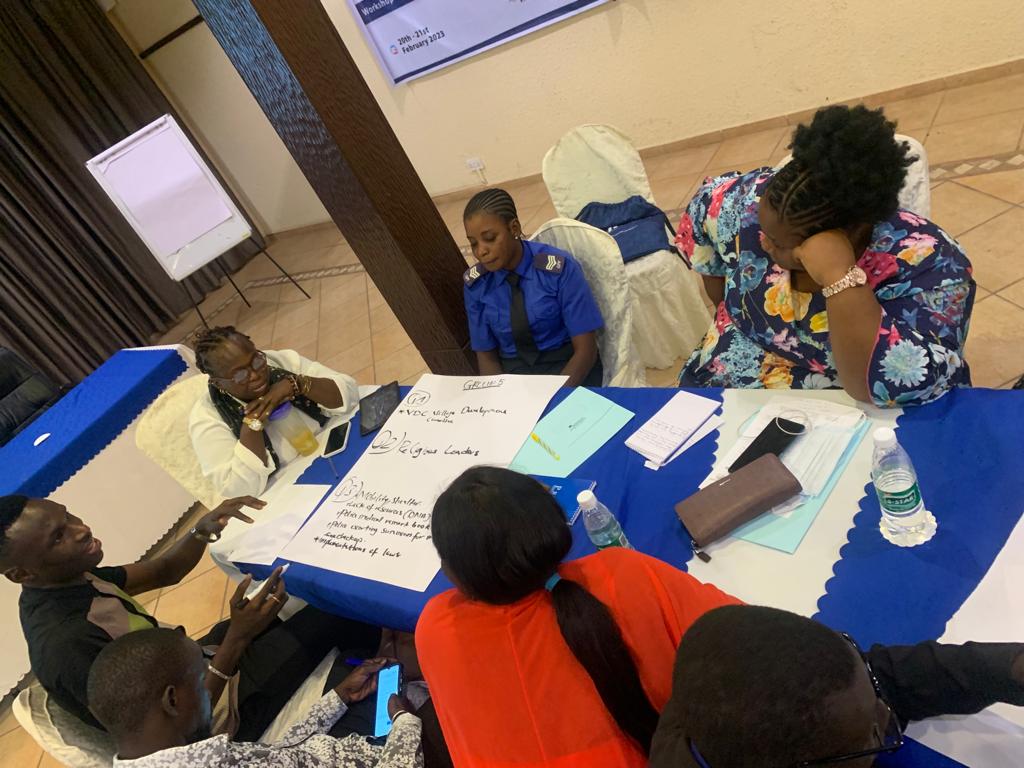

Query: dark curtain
[[0, 0, 265, 384]]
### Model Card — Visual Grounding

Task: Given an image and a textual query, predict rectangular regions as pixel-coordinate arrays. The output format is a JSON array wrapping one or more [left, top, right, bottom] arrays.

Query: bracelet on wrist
[[207, 664, 232, 681], [242, 416, 264, 432], [190, 527, 221, 543]]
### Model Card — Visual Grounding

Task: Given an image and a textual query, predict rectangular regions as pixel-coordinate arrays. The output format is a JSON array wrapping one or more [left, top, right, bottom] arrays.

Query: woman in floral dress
[[677, 105, 975, 407]]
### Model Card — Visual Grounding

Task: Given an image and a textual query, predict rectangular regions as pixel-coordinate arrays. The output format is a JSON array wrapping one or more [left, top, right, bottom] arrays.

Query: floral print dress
[[676, 170, 976, 407]]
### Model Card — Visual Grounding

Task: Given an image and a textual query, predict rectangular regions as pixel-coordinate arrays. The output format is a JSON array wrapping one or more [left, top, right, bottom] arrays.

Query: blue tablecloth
[[243, 387, 722, 630], [0, 348, 187, 497], [242, 386, 1024, 768]]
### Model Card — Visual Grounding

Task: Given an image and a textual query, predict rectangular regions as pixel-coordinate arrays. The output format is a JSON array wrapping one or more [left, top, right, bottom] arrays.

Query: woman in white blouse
[[188, 326, 358, 498]]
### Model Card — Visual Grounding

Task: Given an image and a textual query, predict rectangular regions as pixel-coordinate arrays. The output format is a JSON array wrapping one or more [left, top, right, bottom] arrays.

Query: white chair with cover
[[14, 665, 333, 763], [531, 218, 646, 387], [776, 134, 931, 217], [14, 683, 115, 768], [542, 124, 711, 370], [135, 372, 223, 511]]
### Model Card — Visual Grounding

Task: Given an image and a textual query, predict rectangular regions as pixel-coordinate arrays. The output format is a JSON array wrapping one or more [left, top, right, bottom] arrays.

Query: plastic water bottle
[[578, 491, 632, 550], [871, 427, 936, 547]]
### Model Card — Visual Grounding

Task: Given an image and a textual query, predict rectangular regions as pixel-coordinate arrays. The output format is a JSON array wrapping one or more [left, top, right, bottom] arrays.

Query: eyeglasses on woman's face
[[212, 350, 267, 386]]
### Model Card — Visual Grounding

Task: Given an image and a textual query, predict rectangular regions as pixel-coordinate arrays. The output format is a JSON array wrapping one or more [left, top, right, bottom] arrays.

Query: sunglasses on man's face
[[687, 633, 905, 768], [213, 350, 267, 386]]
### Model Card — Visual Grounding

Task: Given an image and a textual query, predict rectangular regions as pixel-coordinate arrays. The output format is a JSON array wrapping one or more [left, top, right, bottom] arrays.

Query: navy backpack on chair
[[576, 195, 683, 264]]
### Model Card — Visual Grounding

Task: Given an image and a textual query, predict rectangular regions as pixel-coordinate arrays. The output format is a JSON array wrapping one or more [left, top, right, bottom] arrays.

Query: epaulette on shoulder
[[463, 264, 484, 287], [534, 251, 565, 274]]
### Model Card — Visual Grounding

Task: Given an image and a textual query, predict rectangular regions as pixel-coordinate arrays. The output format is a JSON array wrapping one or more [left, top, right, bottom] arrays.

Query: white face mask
[[780, 424, 860, 497], [706, 399, 866, 504]]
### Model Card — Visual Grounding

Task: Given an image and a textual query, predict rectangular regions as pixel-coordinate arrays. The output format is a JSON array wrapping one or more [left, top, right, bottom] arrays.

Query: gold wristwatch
[[243, 416, 264, 432], [822, 265, 867, 298]]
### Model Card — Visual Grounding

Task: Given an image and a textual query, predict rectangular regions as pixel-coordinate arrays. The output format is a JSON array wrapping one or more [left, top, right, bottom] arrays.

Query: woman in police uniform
[[462, 189, 604, 387]]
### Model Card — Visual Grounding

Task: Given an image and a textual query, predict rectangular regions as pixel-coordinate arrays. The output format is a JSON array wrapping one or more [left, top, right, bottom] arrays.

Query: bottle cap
[[576, 490, 597, 510], [269, 402, 292, 420], [872, 427, 897, 448]]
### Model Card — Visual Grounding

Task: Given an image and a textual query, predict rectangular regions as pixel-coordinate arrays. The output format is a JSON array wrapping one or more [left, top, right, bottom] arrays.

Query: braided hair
[[764, 105, 915, 237], [463, 188, 519, 224], [192, 326, 327, 472]]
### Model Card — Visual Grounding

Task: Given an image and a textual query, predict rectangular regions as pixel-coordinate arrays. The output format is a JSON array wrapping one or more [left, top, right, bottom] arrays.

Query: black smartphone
[[728, 417, 806, 473], [323, 422, 350, 458], [359, 381, 401, 436], [373, 662, 404, 737]]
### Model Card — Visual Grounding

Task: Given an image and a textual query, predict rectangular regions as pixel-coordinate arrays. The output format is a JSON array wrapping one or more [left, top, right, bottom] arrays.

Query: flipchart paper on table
[[228, 484, 333, 566], [509, 388, 635, 477], [281, 374, 566, 591]]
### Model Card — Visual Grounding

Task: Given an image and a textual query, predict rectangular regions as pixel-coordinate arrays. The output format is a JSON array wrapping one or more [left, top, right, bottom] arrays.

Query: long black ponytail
[[431, 466, 659, 752]]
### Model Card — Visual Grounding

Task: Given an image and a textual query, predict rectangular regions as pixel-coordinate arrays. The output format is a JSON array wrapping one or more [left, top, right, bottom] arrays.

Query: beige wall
[[110, 0, 1024, 235], [108, 0, 329, 235]]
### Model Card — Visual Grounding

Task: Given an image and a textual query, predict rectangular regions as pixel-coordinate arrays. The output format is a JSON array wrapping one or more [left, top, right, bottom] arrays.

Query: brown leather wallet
[[674, 454, 802, 561]]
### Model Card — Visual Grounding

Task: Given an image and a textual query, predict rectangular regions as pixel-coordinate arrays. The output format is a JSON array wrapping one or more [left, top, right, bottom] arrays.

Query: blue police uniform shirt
[[463, 239, 603, 357]]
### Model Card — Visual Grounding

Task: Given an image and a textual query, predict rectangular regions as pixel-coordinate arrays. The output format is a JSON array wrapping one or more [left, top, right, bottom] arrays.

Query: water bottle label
[[877, 483, 922, 514], [596, 532, 630, 550]]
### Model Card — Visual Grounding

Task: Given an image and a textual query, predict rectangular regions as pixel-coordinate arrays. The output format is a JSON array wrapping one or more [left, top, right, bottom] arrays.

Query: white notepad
[[228, 484, 332, 566], [625, 391, 721, 466]]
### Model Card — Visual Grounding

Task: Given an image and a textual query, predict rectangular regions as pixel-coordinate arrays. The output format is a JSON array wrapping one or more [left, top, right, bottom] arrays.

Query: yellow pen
[[531, 432, 560, 461]]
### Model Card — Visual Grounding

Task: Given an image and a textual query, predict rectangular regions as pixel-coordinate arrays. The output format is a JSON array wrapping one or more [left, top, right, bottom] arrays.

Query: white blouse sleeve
[[268, 349, 360, 417], [188, 396, 275, 499]]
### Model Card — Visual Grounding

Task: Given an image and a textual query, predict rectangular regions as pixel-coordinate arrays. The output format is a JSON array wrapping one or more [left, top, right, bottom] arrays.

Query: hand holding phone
[[334, 658, 388, 704], [388, 693, 413, 721], [374, 662, 404, 737]]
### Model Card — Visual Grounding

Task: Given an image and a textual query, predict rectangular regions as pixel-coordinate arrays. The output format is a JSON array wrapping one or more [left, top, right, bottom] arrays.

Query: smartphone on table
[[359, 381, 401, 436], [728, 416, 806, 473], [323, 421, 350, 458], [373, 662, 403, 737]]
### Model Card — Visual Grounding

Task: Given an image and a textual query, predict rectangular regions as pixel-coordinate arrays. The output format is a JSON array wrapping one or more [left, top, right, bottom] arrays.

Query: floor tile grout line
[[947, 204, 1017, 241], [925, 91, 945, 133], [997, 274, 1024, 293], [946, 178, 1021, 208], [930, 102, 1024, 131]]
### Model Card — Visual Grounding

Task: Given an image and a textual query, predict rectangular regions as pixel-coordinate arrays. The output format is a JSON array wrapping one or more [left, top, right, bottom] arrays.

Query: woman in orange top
[[416, 467, 739, 768]]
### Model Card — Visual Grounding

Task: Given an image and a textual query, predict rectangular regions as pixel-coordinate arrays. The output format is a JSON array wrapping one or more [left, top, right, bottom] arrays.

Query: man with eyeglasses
[[649, 605, 1024, 767]]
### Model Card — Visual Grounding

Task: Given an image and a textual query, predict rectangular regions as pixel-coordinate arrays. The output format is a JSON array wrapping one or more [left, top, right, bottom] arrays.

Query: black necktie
[[506, 272, 540, 365]]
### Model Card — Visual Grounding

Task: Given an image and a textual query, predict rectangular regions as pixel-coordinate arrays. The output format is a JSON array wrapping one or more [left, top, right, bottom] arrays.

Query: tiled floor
[[155, 71, 1024, 392], [4, 70, 1024, 767]]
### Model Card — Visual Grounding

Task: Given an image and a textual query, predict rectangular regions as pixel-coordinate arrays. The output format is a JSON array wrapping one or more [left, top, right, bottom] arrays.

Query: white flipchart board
[[86, 114, 251, 281]]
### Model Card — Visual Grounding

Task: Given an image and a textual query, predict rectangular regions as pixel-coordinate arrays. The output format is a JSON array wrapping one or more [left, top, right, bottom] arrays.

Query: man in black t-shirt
[[1, 494, 381, 741]]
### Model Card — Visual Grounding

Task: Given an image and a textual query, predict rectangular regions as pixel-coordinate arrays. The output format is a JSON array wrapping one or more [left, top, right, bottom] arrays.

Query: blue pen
[[345, 657, 365, 667]]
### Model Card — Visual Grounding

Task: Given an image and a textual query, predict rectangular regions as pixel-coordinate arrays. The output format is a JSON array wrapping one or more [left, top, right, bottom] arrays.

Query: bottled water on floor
[[871, 427, 937, 547], [578, 490, 632, 550]]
